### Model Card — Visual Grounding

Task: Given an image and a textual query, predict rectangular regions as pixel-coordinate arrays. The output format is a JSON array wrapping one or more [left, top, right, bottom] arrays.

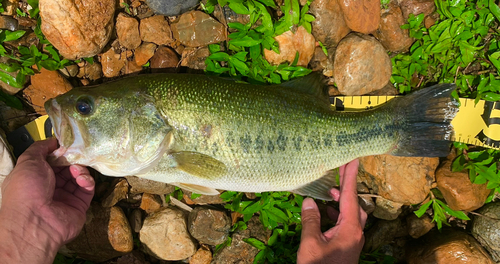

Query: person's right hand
[[297, 159, 367, 264]]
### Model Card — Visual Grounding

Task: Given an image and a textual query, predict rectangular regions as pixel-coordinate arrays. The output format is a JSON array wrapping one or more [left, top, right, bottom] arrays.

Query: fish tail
[[389, 83, 458, 157]]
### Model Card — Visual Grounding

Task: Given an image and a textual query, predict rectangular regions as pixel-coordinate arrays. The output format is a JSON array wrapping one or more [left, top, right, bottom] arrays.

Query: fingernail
[[302, 198, 316, 210]]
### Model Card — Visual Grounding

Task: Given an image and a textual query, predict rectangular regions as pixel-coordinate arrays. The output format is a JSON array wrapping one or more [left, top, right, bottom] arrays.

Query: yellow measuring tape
[[7, 97, 500, 157], [331, 96, 500, 150]]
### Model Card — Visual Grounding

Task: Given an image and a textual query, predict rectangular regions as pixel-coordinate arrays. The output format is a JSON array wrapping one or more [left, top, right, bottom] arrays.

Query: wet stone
[[134, 42, 157, 66], [310, 0, 350, 49], [77, 62, 103, 81], [181, 47, 210, 71], [123, 60, 143, 75], [116, 13, 141, 50], [145, 0, 199, 16], [140, 15, 174, 46], [188, 206, 231, 246], [125, 176, 175, 195], [472, 201, 500, 262], [140, 193, 162, 214], [171, 11, 226, 47], [364, 218, 407, 252], [40, 0, 115, 59], [264, 26, 316, 67], [189, 245, 212, 264], [65, 64, 79, 77], [23, 68, 73, 115], [338, 0, 380, 34], [406, 213, 434, 239], [373, 197, 403, 220], [373, 3, 414, 53], [100, 48, 127, 78], [128, 208, 143, 233], [101, 178, 129, 208], [0, 15, 18, 31], [150, 46, 179, 72]]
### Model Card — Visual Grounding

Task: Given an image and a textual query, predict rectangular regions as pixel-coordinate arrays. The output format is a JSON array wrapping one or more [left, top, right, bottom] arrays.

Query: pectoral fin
[[171, 151, 227, 180], [292, 169, 339, 201], [175, 183, 220, 195]]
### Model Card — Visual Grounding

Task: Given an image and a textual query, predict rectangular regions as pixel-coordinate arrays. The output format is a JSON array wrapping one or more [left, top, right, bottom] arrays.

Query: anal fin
[[292, 169, 338, 201], [175, 183, 220, 196]]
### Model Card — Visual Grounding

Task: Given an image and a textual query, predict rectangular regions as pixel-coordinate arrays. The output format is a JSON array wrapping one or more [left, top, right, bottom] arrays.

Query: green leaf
[[230, 57, 250, 75], [243, 238, 267, 250], [414, 200, 432, 217], [0, 70, 23, 88], [434, 199, 470, 220], [0, 89, 23, 109], [208, 52, 230, 61], [229, 2, 250, 14], [489, 0, 500, 22], [255, 0, 276, 8], [3, 30, 26, 42], [229, 36, 263, 47]]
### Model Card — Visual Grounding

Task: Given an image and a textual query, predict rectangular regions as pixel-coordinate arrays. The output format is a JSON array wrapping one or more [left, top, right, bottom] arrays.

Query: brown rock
[[39, 0, 115, 59], [182, 190, 226, 205], [23, 68, 73, 115], [400, 0, 436, 21], [373, 197, 404, 220], [63, 203, 133, 262], [373, 3, 414, 53], [181, 47, 210, 71], [140, 208, 197, 260], [213, 5, 250, 31], [134, 42, 157, 66], [65, 64, 79, 77], [116, 13, 141, 50], [171, 11, 226, 47], [100, 48, 127, 78], [140, 193, 162, 214], [359, 195, 376, 215], [367, 82, 399, 96], [0, 15, 18, 31], [101, 178, 129, 208], [1, 0, 18, 16], [333, 33, 392, 95], [139, 15, 173, 46], [263, 26, 316, 67], [338, 0, 380, 34], [188, 207, 231, 246], [406, 230, 494, 264], [472, 202, 500, 262], [364, 218, 407, 252], [189, 245, 212, 264], [310, 0, 350, 48], [77, 62, 102, 81], [128, 209, 143, 233], [123, 60, 144, 75], [358, 155, 439, 204], [125, 176, 175, 195], [150, 46, 180, 72], [436, 159, 490, 211], [407, 213, 435, 239]]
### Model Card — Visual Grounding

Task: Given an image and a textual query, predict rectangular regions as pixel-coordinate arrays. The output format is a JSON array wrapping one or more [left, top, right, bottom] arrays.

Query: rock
[[359, 195, 376, 215], [407, 230, 494, 264], [128, 209, 143, 233], [333, 33, 392, 95], [0, 128, 14, 209], [424, 12, 439, 28], [182, 190, 225, 205], [139, 15, 174, 46], [213, 216, 271, 263], [0, 15, 18, 31], [189, 245, 212, 264], [309, 46, 329, 73], [213, 5, 250, 30], [140, 207, 197, 261], [101, 178, 129, 207], [150, 46, 179, 72], [123, 60, 144, 75], [338, 0, 380, 34], [77, 62, 102, 81], [373, 3, 414, 53], [309, 0, 350, 49], [116, 250, 150, 264], [358, 155, 439, 204], [140, 193, 162, 214], [63, 203, 133, 262], [171, 11, 226, 47], [135, 42, 157, 66], [100, 48, 127, 78], [436, 159, 490, 211], [145, 0, 199, 16], [0, 101, 31, 134], [368, 82, 399, 96], [373, 197, 404, 220], [23, 68, 73, 115], [65, 64, 79, 77], [472, 202, 500, 262], [125, 176, 175, 195], [399, 0, 436, 21], [406, 213, 434, 239], [1, 0, 17, 16], [263, 26, 316, 67], [39, 0, 115, 59], [181, 47, 210, 71], [364, 218, 407, 252], [116, 13, 141, 50], [188, 207, 231, 246]]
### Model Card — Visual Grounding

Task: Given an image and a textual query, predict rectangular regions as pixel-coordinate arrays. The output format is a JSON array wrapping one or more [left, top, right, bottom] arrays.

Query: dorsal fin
[[292, 169, 338, 201], [277, 72, 329, 104]]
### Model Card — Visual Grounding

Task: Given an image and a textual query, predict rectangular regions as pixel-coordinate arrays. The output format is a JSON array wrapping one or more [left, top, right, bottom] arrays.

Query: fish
[[45, 73, 458, 200]]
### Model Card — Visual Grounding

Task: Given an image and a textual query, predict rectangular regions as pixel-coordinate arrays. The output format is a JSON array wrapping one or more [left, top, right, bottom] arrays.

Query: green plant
[[203, 0, 313, 84], [414, 189, 470, 229]]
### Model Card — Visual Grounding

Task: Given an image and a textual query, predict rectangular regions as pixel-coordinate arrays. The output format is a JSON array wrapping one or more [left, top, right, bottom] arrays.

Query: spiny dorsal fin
[[171, 151, 227, 179], [175, 183, 220, 195], [292, 169, 338, 201], [277, 72, 329, 104]]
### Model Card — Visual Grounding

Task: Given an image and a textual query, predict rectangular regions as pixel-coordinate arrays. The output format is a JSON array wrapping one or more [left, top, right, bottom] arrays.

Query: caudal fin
[[390, 84, 458, 157]]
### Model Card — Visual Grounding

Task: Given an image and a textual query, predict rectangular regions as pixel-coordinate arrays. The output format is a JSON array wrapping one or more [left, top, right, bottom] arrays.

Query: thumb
[[300, 198, 321, 241]]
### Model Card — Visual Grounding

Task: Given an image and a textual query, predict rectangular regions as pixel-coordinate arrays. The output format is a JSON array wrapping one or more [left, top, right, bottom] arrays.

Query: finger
[[329, 188, 340, 202], [300, 198, 322, 242], [17, 138, 58, 163], [339, 159, 361, 222], [70, 165, 94, 208], [338, 164, 347, 186], [359, 207, 368, 228]]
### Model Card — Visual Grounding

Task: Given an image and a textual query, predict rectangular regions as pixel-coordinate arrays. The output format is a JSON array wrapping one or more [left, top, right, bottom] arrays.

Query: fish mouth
[[45, 99, 70, 166]]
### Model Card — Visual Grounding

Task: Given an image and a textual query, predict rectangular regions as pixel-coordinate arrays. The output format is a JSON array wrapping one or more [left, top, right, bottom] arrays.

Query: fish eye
[[75, 96, 94, 115]]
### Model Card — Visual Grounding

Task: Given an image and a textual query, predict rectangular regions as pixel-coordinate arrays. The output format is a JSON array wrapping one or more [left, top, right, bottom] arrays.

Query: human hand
[[297, 159, 367, 264], [0, 138, 94, 263]]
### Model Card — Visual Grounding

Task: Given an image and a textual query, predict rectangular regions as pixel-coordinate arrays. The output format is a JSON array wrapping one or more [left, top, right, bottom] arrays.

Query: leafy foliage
[[414, 189, 470, 229], [204, 0, 313, 84]]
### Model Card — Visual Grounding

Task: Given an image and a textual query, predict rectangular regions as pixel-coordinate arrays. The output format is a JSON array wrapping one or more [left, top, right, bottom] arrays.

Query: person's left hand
[[0, 138, 95, 247]]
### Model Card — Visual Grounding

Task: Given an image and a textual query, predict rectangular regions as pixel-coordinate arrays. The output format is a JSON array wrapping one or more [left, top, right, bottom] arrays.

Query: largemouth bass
[[45, 73, 458, 200]]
